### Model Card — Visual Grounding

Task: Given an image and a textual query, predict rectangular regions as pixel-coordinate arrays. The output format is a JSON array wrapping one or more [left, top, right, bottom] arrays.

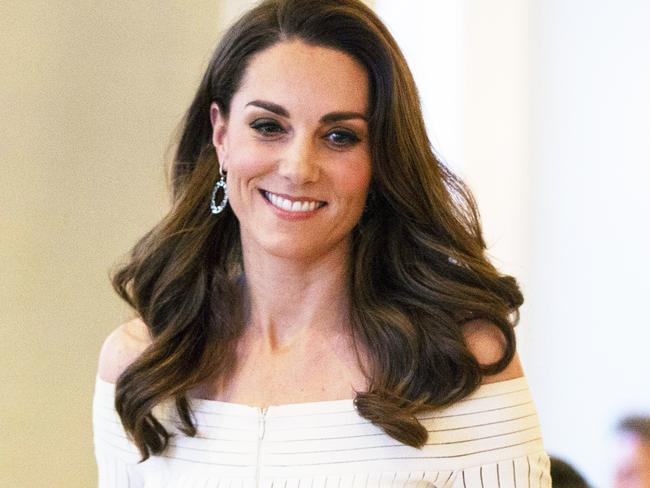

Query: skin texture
[[614, 434, 650, 488], [462, 318, 523, 384], [98, 40, 524, 403]]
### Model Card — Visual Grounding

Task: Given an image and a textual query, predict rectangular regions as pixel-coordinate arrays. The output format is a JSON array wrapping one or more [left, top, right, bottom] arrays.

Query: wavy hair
[[111, 0, 523, 461]]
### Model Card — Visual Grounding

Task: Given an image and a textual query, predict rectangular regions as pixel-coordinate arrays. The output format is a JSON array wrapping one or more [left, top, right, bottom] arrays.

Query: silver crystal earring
[[210, 168, 228, 214]]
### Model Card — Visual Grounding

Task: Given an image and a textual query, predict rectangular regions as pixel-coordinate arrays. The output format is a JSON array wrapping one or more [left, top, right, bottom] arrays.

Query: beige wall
[[1, 1, 224, 485]]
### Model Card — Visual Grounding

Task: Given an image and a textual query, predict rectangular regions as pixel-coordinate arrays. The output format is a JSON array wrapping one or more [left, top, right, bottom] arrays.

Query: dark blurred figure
[[550, 455, 590, 488], [614, 416, 650, 488]]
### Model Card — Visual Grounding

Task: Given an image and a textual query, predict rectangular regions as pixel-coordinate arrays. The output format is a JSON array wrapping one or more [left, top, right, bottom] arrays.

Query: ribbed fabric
[[93, 375, 551, 487]]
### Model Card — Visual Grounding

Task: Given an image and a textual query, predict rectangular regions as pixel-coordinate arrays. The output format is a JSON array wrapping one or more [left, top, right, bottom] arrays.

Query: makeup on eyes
[[247, 113, 364, 149]]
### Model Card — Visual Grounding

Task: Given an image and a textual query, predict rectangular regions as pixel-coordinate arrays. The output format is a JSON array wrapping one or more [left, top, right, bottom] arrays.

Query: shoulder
[[97, 317, 153, 384], [461, 318, 524, 384]]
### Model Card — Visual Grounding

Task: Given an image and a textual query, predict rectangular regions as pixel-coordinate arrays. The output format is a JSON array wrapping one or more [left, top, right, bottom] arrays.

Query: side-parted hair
[[111, 0, 523, 461]]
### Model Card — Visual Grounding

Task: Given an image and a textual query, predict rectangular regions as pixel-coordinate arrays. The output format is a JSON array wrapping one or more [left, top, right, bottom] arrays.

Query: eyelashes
[[249, 118, 362, 148], [326, 130, 360, 146], [249, 118, 284, 137]]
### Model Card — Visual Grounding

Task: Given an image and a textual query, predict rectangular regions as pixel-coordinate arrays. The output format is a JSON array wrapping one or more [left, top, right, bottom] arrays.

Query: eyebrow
[[246, 100, 368, 123]]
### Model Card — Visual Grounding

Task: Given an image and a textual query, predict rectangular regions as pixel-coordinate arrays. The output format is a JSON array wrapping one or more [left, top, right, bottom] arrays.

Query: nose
[[277, 133, 320, 184]]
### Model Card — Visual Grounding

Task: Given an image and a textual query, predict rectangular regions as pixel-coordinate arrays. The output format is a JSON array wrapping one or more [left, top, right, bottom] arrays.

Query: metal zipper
[[255, 406, 268, 488]]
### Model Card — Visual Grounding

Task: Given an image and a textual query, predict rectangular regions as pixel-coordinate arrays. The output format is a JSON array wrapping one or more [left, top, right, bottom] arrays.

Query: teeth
[[264, 191, 323, 213]]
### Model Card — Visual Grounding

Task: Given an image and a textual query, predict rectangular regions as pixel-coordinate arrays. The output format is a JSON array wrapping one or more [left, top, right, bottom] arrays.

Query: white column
[[374, 0, 465, 170]]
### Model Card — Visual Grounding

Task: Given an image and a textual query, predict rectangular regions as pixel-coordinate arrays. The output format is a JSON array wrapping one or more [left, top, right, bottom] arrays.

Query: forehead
[[233, 40, 369, 115]]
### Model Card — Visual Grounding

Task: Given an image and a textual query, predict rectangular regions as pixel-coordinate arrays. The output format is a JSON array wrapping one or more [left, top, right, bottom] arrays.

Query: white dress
[[93, 375, 551, 487]]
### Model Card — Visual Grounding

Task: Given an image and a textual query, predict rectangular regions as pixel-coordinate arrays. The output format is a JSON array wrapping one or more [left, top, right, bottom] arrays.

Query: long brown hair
[[111, 0, 523, 461]]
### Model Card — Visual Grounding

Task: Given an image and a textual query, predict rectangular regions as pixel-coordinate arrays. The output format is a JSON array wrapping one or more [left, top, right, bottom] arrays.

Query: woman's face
[[211, 40, 371, 262]]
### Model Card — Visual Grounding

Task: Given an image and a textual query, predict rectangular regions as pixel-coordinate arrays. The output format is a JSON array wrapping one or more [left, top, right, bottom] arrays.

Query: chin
[[250, 229, 351, 262], [260, 236, 328, 260]]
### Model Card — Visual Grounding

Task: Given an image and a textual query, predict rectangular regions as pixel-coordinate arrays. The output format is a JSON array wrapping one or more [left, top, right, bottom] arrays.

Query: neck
[[239, 237, 353, 351]]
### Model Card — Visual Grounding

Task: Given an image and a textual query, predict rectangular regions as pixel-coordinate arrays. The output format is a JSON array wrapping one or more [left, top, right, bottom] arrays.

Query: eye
[[325, 129, 360, 148], [250, 118, 285, 137]]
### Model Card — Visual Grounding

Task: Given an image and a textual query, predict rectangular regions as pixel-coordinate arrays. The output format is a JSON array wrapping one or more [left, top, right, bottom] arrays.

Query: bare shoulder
[[97, 317, 153, 384], [461, 318, 524, 384]]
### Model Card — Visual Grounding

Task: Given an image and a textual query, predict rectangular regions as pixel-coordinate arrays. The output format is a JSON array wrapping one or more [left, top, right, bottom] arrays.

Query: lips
[[260, 190, 327, 213]]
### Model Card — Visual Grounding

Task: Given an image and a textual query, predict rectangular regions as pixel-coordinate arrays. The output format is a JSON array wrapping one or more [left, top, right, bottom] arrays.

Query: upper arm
[[462, 318, 524, 384], [97, 317, 152, 384]]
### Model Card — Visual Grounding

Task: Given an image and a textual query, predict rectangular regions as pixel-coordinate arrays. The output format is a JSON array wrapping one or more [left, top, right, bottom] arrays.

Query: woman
[[93, 0, 551, 486]]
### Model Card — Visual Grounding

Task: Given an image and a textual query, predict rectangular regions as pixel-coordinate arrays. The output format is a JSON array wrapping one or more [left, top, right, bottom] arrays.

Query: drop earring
[[210, 167, 228, 214]]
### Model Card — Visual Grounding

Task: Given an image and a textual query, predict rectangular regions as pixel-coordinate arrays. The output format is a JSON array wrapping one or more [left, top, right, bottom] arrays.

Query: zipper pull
[[259, 407, 268, 440]]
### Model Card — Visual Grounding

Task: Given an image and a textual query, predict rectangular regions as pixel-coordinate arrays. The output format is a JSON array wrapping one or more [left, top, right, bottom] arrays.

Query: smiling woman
[[94, 0, 550, 486], [211, 40, 371, 260]]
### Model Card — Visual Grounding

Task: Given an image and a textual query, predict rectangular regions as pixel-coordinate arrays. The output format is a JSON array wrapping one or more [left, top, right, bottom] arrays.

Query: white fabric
[[93, 375, 551, 487]]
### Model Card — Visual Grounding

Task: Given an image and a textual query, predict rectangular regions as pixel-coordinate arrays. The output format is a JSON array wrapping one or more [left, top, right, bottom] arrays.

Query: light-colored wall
[[375, 0, 465, 169], [529, 0, 650, 484], [1, 2, 222, 485]]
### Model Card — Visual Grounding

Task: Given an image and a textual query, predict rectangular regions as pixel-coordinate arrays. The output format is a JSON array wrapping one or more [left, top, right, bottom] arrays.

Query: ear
[[210, 102, 228, 172]]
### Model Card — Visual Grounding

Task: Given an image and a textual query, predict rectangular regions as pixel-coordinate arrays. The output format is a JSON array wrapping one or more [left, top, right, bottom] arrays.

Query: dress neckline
[[94, 374, 529, 415]]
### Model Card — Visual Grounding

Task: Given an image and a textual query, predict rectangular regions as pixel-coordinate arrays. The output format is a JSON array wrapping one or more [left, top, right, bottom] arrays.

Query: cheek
[[227, 141, 274, 188], [224, 155, 271, 222], [334, 161, 372, 205], [225, 123, 269, 168]]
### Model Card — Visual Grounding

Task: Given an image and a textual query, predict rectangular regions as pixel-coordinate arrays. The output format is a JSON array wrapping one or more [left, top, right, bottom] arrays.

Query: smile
[[261, 190, 327, 213]]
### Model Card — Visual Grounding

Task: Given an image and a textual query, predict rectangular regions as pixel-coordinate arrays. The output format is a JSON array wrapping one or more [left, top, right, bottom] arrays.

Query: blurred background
[[1, 0, 648, 486]]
